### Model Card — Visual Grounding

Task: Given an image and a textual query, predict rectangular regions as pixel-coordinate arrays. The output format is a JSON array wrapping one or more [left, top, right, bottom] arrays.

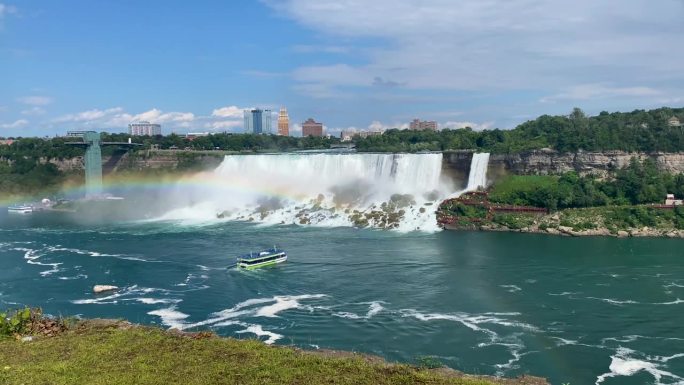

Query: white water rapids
[[158, 152, 490, 232]]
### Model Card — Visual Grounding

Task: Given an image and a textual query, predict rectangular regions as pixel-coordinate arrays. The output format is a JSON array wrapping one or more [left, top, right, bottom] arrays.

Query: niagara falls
[[3, 2, 684, 384]]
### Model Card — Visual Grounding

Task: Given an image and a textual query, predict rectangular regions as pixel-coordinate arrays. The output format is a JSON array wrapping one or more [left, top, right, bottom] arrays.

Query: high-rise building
[[244, 109, 272, 134], [277, 107, 289, 136], [302, 118, 324, 137], [128, 121, 162, 136], [409, 119, 438, 131]]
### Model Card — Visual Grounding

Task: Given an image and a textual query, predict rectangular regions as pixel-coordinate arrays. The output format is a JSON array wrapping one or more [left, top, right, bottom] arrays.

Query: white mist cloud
[[0, 119, 28, 129], [17, 96, 52, 106], [267, 0, 684, 102]]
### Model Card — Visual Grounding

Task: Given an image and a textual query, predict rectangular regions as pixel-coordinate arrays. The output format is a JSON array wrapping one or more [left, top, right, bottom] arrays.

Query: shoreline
[[444, 221, 684, 239], [0, 316, 550, 385]]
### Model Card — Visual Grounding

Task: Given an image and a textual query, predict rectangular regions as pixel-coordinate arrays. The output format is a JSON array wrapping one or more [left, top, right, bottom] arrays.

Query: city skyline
[[2, 1, 684, 137]]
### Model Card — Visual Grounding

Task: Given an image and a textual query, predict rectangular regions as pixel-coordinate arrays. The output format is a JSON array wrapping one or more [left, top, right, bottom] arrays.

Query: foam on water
[[156, 294, 329, 331], [154, 153, 489, 232], [332, 301, 385, 320], [236, 324, 283, 345], [500, 285, 522, 293], [595, 347, 684, 385], [148, 307, 190, 330]]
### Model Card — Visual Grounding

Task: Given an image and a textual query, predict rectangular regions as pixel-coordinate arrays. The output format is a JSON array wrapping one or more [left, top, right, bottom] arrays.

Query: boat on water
[[236, 248, 287, 269], [7, 205, 33, 214]]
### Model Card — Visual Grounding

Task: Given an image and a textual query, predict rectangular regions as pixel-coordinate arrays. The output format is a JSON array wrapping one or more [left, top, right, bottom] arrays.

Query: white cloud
[[268, 0, 684, 99], [205, 120, 242, 130], [0, 119, 28, 129], [53, 107, 124, 123], [17, 96, 53, 106], [212, 105, 244, 118], [50, 105, 257, 133], [540, 83, 662, 103], [21, 107, 46, 115], [443, 121, 495, 131]]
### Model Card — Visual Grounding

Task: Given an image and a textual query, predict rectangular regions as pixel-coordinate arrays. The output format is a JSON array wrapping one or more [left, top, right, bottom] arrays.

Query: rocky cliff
[[39, 149, 684, 178], [443, 150, 684, 179]]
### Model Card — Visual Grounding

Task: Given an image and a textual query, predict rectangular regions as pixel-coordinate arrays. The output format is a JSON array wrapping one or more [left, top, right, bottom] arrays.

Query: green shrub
[[0, 308, 32, 337]]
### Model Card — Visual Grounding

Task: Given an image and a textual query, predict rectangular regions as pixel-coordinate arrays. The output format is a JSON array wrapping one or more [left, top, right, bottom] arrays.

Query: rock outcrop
[[444, 150, 684, 179]]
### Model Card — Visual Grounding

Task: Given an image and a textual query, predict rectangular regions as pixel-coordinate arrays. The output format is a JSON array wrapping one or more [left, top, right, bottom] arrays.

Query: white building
[[665, 194, 683, 206], [128, 121, 162, 136]]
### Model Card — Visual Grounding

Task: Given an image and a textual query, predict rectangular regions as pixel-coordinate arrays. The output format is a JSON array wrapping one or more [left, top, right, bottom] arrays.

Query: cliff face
[[37, 150, 684, 177], [44, 151, 225, 173], [443, 150, 684, 178]]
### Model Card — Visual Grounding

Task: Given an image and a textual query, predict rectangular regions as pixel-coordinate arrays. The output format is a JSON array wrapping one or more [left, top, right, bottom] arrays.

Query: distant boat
[[7, 205, 33, 214], [235, 248, 287, 269]]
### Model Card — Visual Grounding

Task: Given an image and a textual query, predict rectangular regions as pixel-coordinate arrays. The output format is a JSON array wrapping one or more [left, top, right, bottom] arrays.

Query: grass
[[0, 323, 505, 385]]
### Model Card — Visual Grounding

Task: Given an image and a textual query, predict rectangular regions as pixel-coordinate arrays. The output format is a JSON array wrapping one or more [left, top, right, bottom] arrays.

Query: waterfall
[[465, 153, 490, 191], [158, 153, 451, 232], [446, 152, 491, 199]]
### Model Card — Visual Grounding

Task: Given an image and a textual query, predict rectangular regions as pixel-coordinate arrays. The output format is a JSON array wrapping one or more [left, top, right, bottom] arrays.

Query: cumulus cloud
[[268, 0, 683, 101], [50, 105, 256, 133], [17, 96, 52, 106], [212, 105, 244, 118], [0, 119, 28, 129]]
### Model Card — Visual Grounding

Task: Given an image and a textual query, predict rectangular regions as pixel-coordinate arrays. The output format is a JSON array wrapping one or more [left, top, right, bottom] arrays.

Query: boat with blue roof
[[236, 247, 287, 269]]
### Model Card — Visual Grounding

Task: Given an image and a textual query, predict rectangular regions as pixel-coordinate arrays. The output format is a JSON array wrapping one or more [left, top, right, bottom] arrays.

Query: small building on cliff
[[665, 194, 683, 206]]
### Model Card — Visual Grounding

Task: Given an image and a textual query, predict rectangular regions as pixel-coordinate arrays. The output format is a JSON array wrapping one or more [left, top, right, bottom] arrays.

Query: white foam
[[236, 324, 283, 345], [134, 298, 181, 305], [71, 286, 173, 305], [595, 347, 684, 384], [586, 297, 639, 305], [57, 274, 88, 280], [176, 294, 327, 331], [333, 301, 385, 320], [148, 307, 190, 330], [254, 294, 328, 318], [500, 285, 522, 293]]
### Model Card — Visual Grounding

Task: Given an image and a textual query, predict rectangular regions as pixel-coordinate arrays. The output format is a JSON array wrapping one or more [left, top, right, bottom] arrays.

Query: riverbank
[[0, 317, 548, 385], [442, 205, 684, 238]]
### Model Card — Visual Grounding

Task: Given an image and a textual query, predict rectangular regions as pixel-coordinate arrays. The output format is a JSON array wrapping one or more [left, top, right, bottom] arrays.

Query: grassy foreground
[[0, 320, 546, 385]]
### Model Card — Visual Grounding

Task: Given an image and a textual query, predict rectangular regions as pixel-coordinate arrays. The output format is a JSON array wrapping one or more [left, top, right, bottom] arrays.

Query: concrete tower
[[278, 107, 289, 136]]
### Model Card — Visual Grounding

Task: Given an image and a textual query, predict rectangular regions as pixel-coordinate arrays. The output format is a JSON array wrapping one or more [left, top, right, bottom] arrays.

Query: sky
[[1, 0, 683, 137]]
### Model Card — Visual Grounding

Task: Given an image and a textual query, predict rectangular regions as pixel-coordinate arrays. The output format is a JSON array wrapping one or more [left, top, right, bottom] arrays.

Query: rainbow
[[0, 170, 311, 208]]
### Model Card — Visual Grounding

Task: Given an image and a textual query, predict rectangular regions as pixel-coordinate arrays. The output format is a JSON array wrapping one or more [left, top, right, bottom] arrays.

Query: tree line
[[354, 107, 684, 153], [489, 158, 684, 210]]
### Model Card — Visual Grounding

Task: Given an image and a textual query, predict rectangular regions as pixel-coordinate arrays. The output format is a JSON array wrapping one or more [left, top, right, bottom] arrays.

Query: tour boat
[[7, 205, 33, 214], [236, 248, 287, 269]]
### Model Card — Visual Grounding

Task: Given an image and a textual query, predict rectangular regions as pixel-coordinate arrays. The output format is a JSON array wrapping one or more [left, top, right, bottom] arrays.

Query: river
[[1, 212, 682, 385]]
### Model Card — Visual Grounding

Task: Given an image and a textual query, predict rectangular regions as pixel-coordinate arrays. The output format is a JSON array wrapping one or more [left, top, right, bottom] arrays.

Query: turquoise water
[[1, 212, 683, 385]]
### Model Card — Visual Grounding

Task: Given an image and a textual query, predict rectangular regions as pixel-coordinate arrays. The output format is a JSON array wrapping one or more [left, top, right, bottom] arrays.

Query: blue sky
[[1, 0, 683, 137]]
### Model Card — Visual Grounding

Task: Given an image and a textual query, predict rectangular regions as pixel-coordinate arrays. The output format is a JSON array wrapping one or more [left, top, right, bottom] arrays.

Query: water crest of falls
[[160, 152, 489, 232], [466, 153, 490, 191]]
